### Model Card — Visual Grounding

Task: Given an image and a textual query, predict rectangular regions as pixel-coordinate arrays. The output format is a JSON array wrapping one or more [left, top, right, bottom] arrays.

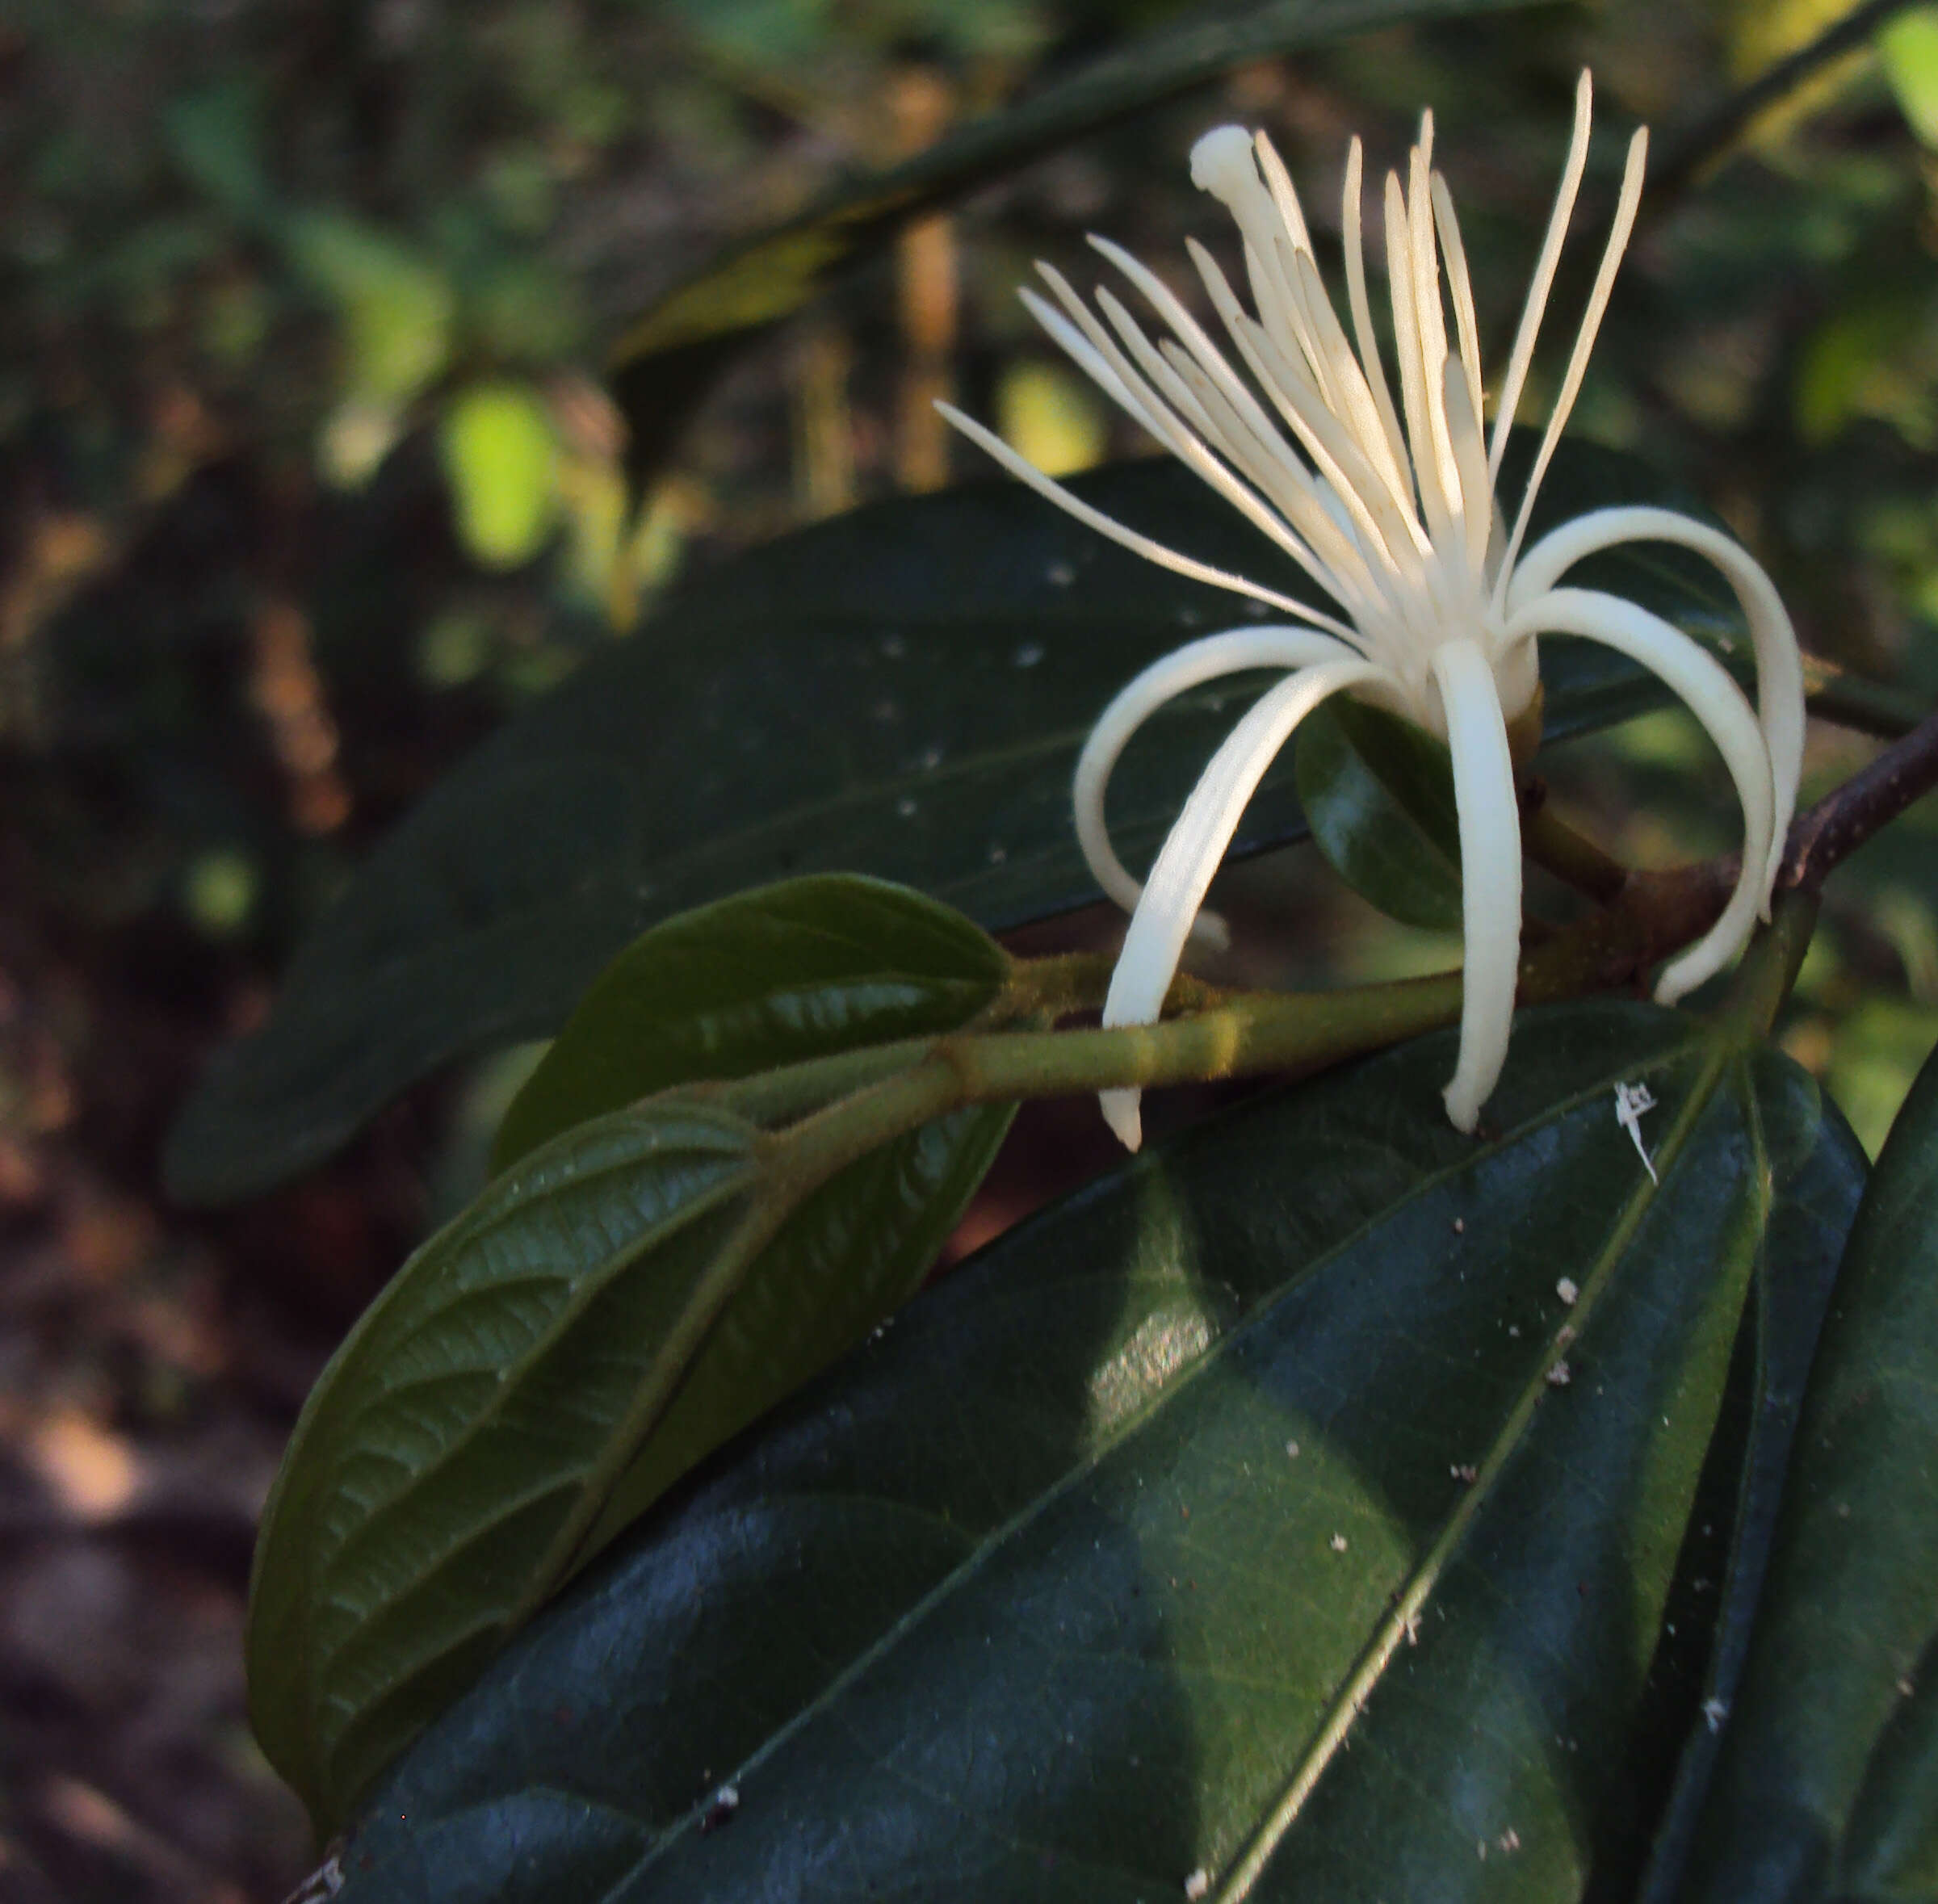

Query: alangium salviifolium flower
[[940, 71, 1804, 1147]]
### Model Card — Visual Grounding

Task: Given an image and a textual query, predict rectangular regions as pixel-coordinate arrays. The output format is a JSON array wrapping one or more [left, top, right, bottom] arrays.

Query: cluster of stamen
[[940, 72, 1805, 1147]]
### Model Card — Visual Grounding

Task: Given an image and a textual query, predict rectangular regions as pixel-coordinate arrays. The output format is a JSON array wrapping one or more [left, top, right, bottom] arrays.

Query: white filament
[[936, 75, 1806, 1144]]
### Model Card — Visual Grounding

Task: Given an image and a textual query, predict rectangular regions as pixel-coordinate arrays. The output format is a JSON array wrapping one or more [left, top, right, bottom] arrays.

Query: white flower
[[939, 72, 1803, 1148]]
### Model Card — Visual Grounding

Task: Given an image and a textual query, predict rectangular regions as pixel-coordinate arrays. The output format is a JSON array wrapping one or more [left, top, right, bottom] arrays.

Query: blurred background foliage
[[3, 1, 1938, 1896]]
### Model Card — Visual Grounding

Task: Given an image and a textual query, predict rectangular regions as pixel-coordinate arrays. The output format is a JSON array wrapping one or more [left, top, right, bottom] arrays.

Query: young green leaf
[[491, 870, 1020, 1603], [248, 1100, 765, 1831], [166, 445, 1750, 1206], [318, 1001, 1864, 1902], [253, 1090, 1018, 1833], [252, 878, 1022, 1833], [1679, 1034, 1938, 1900], [492, 874, 1011, 1170]]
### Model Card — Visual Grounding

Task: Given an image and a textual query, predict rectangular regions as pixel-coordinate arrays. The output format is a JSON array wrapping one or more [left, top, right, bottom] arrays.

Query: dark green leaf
[[253, 1073, 1013, 1832], [1295, 697, 1463, 931], [166, 444, 1747, 1204], [573, 1095, 1013, 1582], [1679, 1036, 1938, 1902], [492, 874, 1009, 1172], [493, 870, 1018, 1624], [249, 1100, 763, 1830], [610, 0, 1537, 485], [323, 1002, 1864, 1901]]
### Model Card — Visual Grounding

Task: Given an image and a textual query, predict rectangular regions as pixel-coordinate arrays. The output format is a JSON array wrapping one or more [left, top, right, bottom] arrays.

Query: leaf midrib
[[596, 1032, 1702, 1887], [1215, 1036, 1730, 1897], [314, 1162, 754, 1616], [263, 1123, 757, 1807]]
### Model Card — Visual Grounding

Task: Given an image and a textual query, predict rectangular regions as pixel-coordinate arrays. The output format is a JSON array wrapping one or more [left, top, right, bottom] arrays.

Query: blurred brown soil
[[0, 841, 439, 1904]]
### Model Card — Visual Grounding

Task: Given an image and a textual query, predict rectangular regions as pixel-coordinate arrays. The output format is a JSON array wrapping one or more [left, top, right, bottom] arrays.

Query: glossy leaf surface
[[491, 874, 1009, 1171], [254, 1072, 1013, 1831], [492, 873, 1017, 1612], [321, 1002, 1864, 1902], [1680, 1036, 1938, 1901], [609, 0, 1533, 484], [167, 446, 1744, 1202], [1295, 698, 1464, 931], [249, 1100, 763, 1830]]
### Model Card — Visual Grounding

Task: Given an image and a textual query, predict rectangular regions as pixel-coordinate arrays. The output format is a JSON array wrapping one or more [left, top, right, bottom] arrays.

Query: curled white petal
[[1508, 504, 1804, 902], [1074, 625, 1364, 950], [1431, 639, 1523, 1133], [1504, 586, 1772, 1004], [1100, 656, 1388, 1149]]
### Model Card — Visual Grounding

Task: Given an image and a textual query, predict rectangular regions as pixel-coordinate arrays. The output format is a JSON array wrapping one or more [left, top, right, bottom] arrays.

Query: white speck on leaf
[[290, 1853, 346, 1901], [1614, 1081, 1659, 1182], [1330, 1533, 1349, 1552], [1013, 640, 1047, 667], [1285, 1439, 1300, 1457], [1701, 1698, 1729, 1732], [1557, 1276, 1579, 1306], [1547, 1360, 1572, 1386], [1184, 1867, 1210, 1900]]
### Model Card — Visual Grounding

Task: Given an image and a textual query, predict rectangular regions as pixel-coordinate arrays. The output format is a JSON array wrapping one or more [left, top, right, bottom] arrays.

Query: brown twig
[[1511, 706, 1938, 1008], [1781, 709, 1938, 894], [1520, 859, 1735, 1007]]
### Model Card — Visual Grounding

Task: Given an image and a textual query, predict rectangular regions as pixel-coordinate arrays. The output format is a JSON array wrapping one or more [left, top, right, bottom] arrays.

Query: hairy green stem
[[761, 858, 1741, 1205]]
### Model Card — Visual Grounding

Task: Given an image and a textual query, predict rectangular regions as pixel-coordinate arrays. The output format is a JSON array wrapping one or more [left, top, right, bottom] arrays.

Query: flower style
[[938, 71, 1803, 1148]]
